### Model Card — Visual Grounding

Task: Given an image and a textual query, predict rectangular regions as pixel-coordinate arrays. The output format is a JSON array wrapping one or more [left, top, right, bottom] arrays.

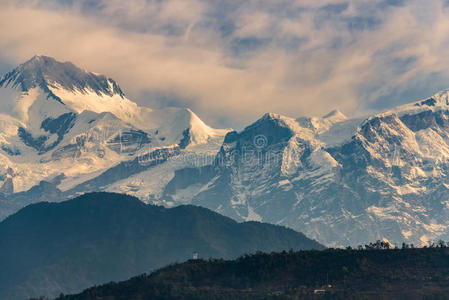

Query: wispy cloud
[[1, 0, 449, 127]]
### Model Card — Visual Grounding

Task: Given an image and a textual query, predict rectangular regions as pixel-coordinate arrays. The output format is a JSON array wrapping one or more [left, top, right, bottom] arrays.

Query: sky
[[1, 0, 449, 129]]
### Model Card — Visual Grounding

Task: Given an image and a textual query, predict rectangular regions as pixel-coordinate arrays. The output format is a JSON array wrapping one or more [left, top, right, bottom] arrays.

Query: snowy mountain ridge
[[0, 56, 230, 198], [0, 55, 124, 98], [155, 90, 449, 247], [3, 56, 449, 247]]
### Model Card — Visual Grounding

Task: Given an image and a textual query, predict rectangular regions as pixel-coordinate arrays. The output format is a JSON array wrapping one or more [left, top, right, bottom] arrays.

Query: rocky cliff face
[[160, 94, 449, 246], [3, 56, 449, 247], [0, 56, 230, 219]]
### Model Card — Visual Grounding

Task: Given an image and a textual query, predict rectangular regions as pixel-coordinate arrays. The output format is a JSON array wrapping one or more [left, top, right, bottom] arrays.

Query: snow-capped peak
[[150, 108, 231, 148], [323, 109, 347, 122], [374, 89, 449, 120], [296, 109, 348, 135], [0, 56, 232, 196], [252, 112, 297, 128], [184, 108, 231, 145], [0, 56, 232, 147], [0, 56, 147, 127], [0, 55, 124, 98]]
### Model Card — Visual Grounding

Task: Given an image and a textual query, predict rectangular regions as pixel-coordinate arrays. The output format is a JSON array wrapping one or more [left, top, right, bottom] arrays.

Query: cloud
[[1, 0, 449, 128]]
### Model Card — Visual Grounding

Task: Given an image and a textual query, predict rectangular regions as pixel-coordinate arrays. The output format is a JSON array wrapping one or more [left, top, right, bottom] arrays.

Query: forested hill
[[0, 192, 322, 300], [55, 246, 449, 300]]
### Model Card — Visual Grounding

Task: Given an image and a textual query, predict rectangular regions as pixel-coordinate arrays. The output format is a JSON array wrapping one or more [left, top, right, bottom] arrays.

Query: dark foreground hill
[[55, 247, 449, 300], [0, 192, 323, 299]]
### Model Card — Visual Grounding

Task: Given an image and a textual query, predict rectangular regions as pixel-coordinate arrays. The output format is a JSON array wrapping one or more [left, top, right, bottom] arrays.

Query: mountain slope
[[0, 55, 124, 97], [161, 91, 449, 247], [0, 56, 230, 216], [0, 192, 323, 300], [4, 56, 449, 248], [56, 247, 449, 300]]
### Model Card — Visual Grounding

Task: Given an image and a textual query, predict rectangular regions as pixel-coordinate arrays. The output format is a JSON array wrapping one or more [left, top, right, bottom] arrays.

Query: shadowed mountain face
[[0, 55, 124, 98], [0, 192, 323, 300], [4, 56, 449, 248], [161, 96, 449, 247], [0, 56, 230, 212]]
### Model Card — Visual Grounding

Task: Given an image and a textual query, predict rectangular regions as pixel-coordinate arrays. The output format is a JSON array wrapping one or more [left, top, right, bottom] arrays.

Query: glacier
[[3, 56, 449, 247]]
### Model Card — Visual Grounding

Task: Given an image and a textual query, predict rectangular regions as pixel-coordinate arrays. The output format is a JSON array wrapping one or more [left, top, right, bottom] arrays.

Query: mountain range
[[0, 192, 322, 299], [2, 56, 449, 246]]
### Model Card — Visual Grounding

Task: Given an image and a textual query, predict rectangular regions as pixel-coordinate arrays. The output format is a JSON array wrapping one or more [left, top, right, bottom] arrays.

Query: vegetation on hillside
[[0, 192, 322, 300], [51, 242, 449, 300]]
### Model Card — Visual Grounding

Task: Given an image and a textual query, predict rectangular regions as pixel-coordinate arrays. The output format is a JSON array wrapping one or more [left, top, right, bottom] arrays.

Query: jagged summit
[[4, 55, 449, 248], [323, 109, 347, 120], [0, 56, 143, 127], [372, 89, 449, 120], [253, 112, 298, 125], [246, 112, 298, 133], [0, 56, 231, 198], [0, 55, 124, 98], [260, 112, 283, 120]]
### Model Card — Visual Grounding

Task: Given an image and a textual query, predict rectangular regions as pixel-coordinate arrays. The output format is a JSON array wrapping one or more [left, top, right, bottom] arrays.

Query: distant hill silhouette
[[0, 192, 323, 299], [55, 246, 449, 300]]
